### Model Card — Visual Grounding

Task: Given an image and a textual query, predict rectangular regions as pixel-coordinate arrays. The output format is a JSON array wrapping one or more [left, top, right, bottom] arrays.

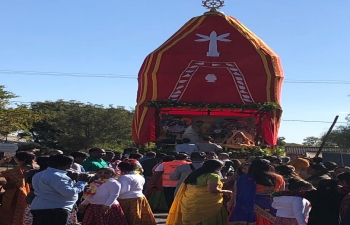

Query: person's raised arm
[[50, 174, 87, 197], [207, 174, 232, 194]]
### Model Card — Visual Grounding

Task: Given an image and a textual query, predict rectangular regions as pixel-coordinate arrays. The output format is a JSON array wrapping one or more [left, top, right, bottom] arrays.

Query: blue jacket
[[31, 167, 87, 211]]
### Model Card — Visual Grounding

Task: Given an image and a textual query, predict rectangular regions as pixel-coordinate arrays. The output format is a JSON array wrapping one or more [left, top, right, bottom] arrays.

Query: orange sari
[[0, 167, 30, 225]]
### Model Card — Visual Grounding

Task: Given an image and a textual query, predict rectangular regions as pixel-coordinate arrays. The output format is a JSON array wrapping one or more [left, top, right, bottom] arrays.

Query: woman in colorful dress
[[78, 168, 128, 225], [0, 151, 35, 225], [228, 159, 285, 225], [117, 159, 156, 225], [166, 159, 232, 225]]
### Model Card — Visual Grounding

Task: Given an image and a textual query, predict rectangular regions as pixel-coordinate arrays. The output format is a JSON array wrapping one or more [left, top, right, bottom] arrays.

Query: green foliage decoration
[[147, 100, 280, 112]]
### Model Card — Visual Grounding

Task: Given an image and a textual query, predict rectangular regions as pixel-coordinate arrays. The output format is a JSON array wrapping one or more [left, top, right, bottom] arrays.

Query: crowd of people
[[0, 143, 350, 225]]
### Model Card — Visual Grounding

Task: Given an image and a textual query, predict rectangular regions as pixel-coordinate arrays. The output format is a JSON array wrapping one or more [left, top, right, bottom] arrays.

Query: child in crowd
[[272, 178, 313, 225], [78, 168, 128, 225]]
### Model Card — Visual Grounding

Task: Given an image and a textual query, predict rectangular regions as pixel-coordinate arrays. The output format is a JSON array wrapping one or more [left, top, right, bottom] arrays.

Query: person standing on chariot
[[182, 120, 203, 144]]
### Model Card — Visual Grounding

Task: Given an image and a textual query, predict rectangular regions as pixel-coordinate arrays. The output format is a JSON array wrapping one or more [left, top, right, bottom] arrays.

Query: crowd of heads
[[8, 144, 350, 193]]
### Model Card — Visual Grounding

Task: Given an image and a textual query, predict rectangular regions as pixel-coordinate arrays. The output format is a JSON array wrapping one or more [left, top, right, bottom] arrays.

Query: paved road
[[155, 213, 168, 225]]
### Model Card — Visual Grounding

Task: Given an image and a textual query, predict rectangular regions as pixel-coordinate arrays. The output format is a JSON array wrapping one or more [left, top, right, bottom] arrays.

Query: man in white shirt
[[175, 138, 198, 154]]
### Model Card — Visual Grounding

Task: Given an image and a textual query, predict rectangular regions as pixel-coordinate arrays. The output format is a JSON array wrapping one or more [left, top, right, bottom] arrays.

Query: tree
[[29, 100, 134, 151], [302, 136, 322, 147], [0, 85, 43, 140], [321, 125, 350, 148]]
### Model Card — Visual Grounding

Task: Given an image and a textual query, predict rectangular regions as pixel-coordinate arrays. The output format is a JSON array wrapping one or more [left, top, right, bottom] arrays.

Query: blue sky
[[1, 0, 349, 144]]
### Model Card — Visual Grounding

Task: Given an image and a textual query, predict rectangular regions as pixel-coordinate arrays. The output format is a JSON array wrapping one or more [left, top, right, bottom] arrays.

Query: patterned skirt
[[81, 204, 128, 225], [118, 196, 157, 225], [274, 217, 299, 225], [23, 204, 79, 225]]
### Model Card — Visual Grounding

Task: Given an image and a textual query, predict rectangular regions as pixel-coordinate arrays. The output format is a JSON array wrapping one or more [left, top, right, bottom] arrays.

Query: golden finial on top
[[202, 0, 225, 12]]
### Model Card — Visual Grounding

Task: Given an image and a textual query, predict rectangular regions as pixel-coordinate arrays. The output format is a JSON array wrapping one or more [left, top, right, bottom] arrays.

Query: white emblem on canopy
[[205, 74, 217, 82], [195, 31, 231, 57]]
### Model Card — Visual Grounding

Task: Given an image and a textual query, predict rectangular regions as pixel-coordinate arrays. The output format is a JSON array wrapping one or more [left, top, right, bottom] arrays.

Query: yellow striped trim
[[135, 54, 154, 134], [135, 56, 151, 127], [136, 16, 203, 138], [226, 16, 274, 102]]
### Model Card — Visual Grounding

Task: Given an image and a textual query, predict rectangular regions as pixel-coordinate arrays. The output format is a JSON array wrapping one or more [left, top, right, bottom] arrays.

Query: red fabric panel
[[132, 13, 284, 144]]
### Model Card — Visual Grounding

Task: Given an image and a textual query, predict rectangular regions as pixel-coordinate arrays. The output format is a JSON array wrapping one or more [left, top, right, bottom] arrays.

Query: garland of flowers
[[146, 100, 280, 112], [83, 179, 109, 198]]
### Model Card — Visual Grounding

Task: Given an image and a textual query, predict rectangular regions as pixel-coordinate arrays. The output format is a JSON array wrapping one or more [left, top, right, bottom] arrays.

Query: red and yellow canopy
[[132, 11, 284, 145]]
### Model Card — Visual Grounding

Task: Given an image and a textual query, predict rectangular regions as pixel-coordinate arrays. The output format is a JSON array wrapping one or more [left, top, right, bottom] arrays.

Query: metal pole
[[315, 115, 339, 158]]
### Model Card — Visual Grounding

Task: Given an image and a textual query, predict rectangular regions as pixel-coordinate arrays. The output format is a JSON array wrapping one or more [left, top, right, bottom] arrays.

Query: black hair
[[202, 136, 211, 141], [123, 147, 139, 154], [249, 159, 275, 187], [312, 157, 323, 164], [309, 163, 329, 174], [270, 158, 282, 164], [15, 151, 35, 165], [88, 148, 103, 154], [317, 179, 338, 191], [105, 151, 115, 156], [145, 151, 156, 157], [70, 152, 88, 159], [129, 153, 143, 160], [175, 153, 188, 160], [156, 153, 167, 159], [184, 159, 224, 185], [337, 172, 350, 185], [48, 154, 74, 168], [182, 138, 191, 143], [162, 155, 175, 162], [237, 162, 251, 176], [288, 178, 313, 191], [36, 156, 49, 171], [118, 160, 138, 172], [275, 165, 294, 176]]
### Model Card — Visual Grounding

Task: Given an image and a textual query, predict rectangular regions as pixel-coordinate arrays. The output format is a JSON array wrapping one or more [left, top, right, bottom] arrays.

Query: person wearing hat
[[170, 152, 206, 196]]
